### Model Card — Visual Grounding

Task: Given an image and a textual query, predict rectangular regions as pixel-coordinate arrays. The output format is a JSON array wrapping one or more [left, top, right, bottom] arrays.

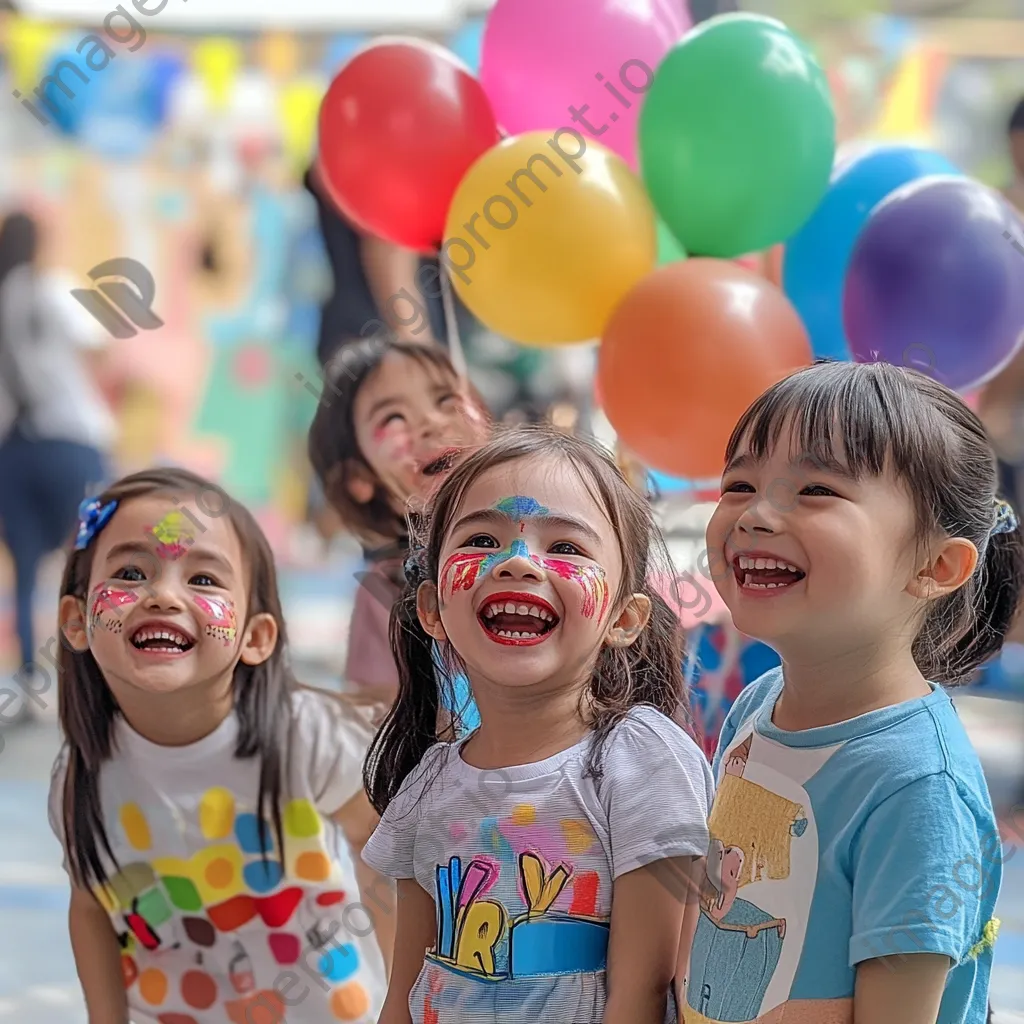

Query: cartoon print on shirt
[[685, 727, 847, 1024]]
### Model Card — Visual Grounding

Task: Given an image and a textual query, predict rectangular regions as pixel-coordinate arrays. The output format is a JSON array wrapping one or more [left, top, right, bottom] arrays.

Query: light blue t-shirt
[[685, 669, 1001, 1024]]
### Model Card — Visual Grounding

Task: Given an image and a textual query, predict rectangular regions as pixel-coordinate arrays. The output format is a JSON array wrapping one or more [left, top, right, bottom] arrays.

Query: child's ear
[[60, 595, 90, 652], [239, 612, 278, 666], [331, 460, 375, 506], [417, 582, 448, 643], [907, 537, 979, 601], [604, 594, 651, 648]]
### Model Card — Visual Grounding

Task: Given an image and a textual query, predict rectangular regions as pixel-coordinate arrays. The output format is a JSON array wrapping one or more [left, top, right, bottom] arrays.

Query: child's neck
[[117, 677, 235, 747], [773, 638, 931, 732], [461, 682, 589, 770]]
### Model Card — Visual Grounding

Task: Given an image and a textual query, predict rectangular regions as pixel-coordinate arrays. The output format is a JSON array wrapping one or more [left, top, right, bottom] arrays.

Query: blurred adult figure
[[1003, 95, 1024, 214], [0, 211, 114, 705]]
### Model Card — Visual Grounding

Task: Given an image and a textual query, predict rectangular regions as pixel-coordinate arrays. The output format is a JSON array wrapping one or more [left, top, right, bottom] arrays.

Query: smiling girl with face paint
[[363, 427, 715, 1024], [48, 468, 392, 1024]]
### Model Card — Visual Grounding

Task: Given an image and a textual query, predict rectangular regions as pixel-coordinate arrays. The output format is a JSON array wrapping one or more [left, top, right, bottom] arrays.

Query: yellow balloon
[[442, 131, 656, 346], [193, 38, 242, 110], [280, 80, 323, 170], [5, 16, 57, 95]]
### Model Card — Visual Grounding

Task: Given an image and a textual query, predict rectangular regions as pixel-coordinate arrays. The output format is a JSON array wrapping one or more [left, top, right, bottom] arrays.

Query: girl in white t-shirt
[[48, 467, 391, 1024], [362, 427, 714, 1024]]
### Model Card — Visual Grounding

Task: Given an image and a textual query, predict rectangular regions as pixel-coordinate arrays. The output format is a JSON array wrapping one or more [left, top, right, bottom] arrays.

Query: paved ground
[[1, 557, 1023, 1022]]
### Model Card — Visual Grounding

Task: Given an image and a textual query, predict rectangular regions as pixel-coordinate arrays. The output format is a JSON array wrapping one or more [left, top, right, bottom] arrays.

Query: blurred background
[[0, 0, 1022, 1020]]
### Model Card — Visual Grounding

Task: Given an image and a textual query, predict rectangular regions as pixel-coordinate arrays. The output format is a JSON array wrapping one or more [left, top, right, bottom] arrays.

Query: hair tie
[[403, 547, 430, 585], [74, 497, 118, 551], [991, 498, 1019, 537]]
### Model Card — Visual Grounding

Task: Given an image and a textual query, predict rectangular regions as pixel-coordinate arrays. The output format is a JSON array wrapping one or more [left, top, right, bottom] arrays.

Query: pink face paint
[[88, 582, 139, 634], [439, 551, 488, 600], [540, 559, 609, 620], [147, 511, 195, 561], [193, 594, 237, 646]]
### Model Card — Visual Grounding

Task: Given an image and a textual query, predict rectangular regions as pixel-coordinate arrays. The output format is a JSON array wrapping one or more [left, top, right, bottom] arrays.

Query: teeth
[[483, 601, 556, 622], [133, 628, 190, 646], [738, 556, 802, 573], [517, 604, 529, 615], [484, 605, 496, 618], [504, 602, 516, 614]]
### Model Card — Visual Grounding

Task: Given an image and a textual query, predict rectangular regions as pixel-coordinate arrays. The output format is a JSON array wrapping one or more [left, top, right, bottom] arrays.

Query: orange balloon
[[598, 259, 811, 479]]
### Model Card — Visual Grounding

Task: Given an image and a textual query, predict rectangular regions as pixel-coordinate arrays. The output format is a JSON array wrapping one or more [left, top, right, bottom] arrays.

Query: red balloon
[[318, 40, 500, 252]]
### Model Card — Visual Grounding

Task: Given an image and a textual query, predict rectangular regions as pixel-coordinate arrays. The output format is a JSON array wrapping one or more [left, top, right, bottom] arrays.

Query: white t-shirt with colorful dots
[[48, 689, 386, 1024]]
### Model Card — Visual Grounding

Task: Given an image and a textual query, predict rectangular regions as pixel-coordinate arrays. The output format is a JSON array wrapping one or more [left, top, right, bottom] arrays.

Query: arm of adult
[[69, 885, 129, 1024], [375, 879, 435, 1024], [360, 234, 436, 344]]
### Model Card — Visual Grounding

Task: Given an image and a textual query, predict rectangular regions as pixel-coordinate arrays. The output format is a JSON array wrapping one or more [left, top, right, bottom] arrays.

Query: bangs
[[725, 362, 945, 482], [391, 342, 459, 385]]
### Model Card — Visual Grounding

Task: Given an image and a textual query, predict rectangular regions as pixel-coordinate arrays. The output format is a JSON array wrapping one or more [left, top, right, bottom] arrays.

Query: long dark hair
[[307, 336, 488, 545], [57, 467, 295, 890], [364, 426, 690, 814], [726, 360, 1024, 685]]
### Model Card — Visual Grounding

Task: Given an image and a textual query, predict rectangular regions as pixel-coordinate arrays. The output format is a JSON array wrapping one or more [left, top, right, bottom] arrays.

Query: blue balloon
[[783, 146, 960, 361]]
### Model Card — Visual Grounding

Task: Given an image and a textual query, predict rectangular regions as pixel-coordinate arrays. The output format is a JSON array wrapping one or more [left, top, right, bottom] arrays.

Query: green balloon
[[656, 220, 687, 265], [640, 13, 835, 259]]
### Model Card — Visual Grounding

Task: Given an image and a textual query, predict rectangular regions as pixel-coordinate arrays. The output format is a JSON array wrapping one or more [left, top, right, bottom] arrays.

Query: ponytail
[[915, 521, 1024, 686], [363, 582, 443, 815]]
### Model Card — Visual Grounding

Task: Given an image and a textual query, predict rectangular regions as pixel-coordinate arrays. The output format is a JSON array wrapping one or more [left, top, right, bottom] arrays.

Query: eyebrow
[[724, 452, 857, 481], [449, 507, 603, 545]]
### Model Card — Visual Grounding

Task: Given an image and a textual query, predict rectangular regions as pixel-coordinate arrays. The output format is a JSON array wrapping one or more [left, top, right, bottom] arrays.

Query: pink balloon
[[481, 0, 689, 171]]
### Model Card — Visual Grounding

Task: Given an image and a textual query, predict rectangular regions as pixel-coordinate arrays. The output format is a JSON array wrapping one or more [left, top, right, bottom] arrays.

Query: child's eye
[[549, 542, 583, 556], [381, 412, 405, 427], [801, 484, 837, 497], [189, 574, 218, 587], [465, 534, 498, 548], [437, 392, 458, 407], [722, 481, 755, 494], [112, 565, 147, 582]]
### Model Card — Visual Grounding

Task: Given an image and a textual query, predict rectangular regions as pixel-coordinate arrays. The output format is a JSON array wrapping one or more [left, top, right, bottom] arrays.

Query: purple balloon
[[843, 176, 1024, 392]]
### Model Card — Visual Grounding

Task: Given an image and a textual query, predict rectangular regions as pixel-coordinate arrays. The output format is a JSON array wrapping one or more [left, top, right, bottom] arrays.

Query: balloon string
[[440, 265, 468, 381]]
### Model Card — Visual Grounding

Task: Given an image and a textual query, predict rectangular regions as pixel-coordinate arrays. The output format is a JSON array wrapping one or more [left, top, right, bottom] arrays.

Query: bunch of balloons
[[316, 1, 1024, 479], [785, 147, 1024, 393]]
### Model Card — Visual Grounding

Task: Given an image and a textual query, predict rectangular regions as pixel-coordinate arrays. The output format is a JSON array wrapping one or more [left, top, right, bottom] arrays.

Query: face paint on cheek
[[541, 559, 610, 620], [88, 583, 139, 634], [147, 511, 196, 560], [440, 552, 488, 601], [193, 595, 238, 646]]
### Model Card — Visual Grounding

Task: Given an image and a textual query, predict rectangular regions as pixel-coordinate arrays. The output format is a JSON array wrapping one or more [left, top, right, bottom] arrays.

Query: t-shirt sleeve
[[362, 745, 445, 880], [43, 271, 109, 350], [344, 570, 400, 691], [600, 708, 714, 879], [292, 690, 376, 816], [47, 748, 70, 875], [849, 772, 998, 968]]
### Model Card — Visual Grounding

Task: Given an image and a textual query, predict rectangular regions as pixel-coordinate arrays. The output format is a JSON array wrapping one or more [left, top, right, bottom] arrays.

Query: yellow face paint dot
[[204, 857, 235, 890], [198, 787, 235, 840], [284, 798, 321, 839], [510, 804, 537, 827], [120, 804, 151, 851]]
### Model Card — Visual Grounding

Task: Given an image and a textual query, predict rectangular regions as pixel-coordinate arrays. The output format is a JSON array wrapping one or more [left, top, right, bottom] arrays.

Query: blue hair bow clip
[[74, 497, 118, 551], [992, 498, 1019, 537]]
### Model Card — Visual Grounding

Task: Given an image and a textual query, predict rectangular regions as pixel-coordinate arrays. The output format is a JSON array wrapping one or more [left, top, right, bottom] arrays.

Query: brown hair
[[364, 425, 690, 813], [57, 468, 295, 890], [725, 360, 1024, 685], [307, 337, 488, 544]]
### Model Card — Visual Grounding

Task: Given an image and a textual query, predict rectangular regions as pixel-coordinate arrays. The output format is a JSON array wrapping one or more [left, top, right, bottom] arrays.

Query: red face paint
[[193, 595, 237, 646], [540, 559, 609, 619], [89, 583, 139, 634], [439, 551, 488, 601]]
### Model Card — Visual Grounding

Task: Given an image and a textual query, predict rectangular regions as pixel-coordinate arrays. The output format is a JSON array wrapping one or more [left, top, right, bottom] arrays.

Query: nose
[[138, 561, 186, 611], [735, 496, 781, 539], [490, 541, 545, 582]]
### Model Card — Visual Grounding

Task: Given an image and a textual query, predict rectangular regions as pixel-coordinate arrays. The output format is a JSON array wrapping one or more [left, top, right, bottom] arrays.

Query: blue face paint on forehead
[[493, 496, 550, 518]]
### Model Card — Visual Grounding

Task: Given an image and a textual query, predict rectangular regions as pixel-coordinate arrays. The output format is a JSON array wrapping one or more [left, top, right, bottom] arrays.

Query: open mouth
[[422, 447, 462, 477], [478, 592, 559, 646], [733, 555, 806, 591], [130, 623, 196, 654]]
